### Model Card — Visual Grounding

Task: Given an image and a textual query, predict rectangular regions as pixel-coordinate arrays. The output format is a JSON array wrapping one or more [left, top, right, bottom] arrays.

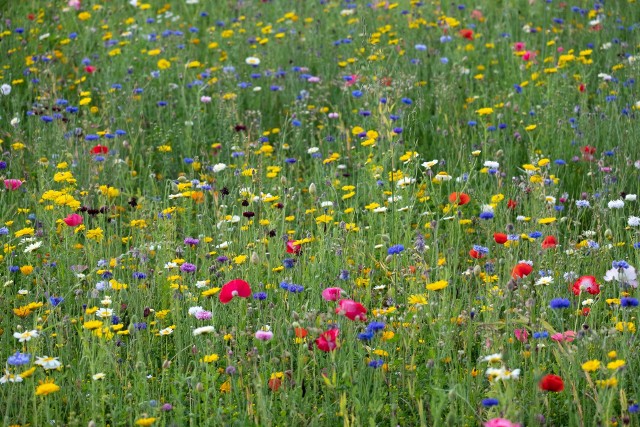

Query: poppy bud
[[308, 183, 316, 195]]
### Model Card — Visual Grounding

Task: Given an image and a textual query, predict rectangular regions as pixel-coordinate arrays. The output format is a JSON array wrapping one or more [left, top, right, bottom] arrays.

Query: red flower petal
[[539, 374, 564, 392], [511, 263, 533, 279], [335, 299, 367, 321], [449, 192, 471, 205], [493, 233, 508, 244], [219, 279, 252, 304], [541, 235, 557, 249]]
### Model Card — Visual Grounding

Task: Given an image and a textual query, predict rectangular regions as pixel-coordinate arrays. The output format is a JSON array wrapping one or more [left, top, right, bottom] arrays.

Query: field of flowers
[[1, 0, 639, 426]]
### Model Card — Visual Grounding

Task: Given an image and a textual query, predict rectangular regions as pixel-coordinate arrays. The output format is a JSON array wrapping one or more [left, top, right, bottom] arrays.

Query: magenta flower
[[4, 179, 23, 190], [219, 279, 252, 304], [321, 287, 344, 301], [63, 213, 83, 227], [255, 330, 273, 341], [484, 418, 521, 427]]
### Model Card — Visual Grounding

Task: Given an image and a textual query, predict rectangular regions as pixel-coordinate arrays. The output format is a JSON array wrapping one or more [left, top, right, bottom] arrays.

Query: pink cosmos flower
[[321, 287, 344, 301], [4, 179, 23, 190], [63, 213, 83, 227]]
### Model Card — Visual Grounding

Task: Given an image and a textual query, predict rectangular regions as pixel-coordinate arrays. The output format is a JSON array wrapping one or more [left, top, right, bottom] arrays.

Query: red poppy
[[321, 287, 344, 301], [335, 299, 367, 321], [469, 249, 484, 259], [315, 329, 339, 352], [541, 235, 557, 249], [27, 13, 36, 20], [459, 29, 474, 40], [286, 240, 301, 254], [507, 199, 517, 210], [582, 307, 591, 316], [448, 192, 471, 206], [268, 377, 282, 391], [380, 77, 393, 87], [219, 279, 252, 304], [294, 327, 308, 338], [571, 276, 600, 296], [578, 83, 586, 93], [85, 65, 97, 74], [90, 144, 108, 155], [539, 374, 564, 392], [511, 263, 533, 279], [494, 233, 508, 244]]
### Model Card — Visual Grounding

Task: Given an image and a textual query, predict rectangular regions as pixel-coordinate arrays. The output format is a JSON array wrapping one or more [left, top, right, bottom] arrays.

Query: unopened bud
[[195, 382, 204, 392], [309, 182, 316, 195], [251, 251, 259, 265]]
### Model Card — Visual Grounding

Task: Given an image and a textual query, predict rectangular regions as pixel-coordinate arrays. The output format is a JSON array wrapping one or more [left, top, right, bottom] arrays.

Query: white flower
[[396, 177, 416, 188], [604, 265, 638, 287], [433, 172, 451, 182], [10, 117, 20, 127], [92, 373, 106, 381], [14, 330, 39, 342], [625, 194, 637, 201], [1, 84, 11, 95], [245, 57, 260, 66], [486, 367, 520, 381], [582, 299, 594, 306], [421, 159, 438, 169], [628, 216, 640, 227], [158, 327, 174, 336], [535, 276, 554, 286], [18, 289, 29, 295], [387, 195, 402, 203], [23, 241, 43, 253], [340, 8, 355, 16], [484, 161, 500, 169], [95, 308, 113, 318], [598, 72, 613, 81], [0, 371, 22, 384], [481, 204, 494, 213], [212, 163, 226, 173], [372, 206, 387, 213], [307, 147, 319, 154], [215, 241, 230, 249], [195, 280, 209, 288], [193, 326, 216, 336], [35, 356, 62, 370], [607, 200, 625, 209], [320, 201, 334, 208], [481, 353, 502, 363]]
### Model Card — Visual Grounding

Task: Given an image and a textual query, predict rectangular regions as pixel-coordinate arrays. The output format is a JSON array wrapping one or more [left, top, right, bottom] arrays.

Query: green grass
[[1, 1, 639, 426]]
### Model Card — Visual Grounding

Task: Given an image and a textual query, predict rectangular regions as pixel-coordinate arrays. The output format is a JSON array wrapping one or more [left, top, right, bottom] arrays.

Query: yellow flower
[[581, 360, 601, 372], [135, 418, 157, 426], [83, 320, 104, 330], [15, 227, 35, 237], [315, 215, 333, 224], [595, 377, 618, 388], [35, 379, 60, 396], [426, 280, 448, 291], [476, 107, 494, 116], [220, 379, 231, 393], [202, 354, 220, 363], [20, 265, 34, 275], [537, 217, 556, 224], [607, 360, 625, 370], [78, 12, 91, 20], [86, 228, 104, 242]]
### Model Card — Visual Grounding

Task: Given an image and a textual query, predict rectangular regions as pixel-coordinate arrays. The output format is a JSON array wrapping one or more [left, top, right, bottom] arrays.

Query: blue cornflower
[[479, 212, 494, 220], [612, 260, 630, 269], [133, 272, 147, 280], [358, 330, 374, 341], [387, 244, 405, 255], [352, 90, 363, 98], [529, 231, 543, 239], [253, 292, 267, 300], [7, 352, 31, 366], [49, 296, 64, 307], [629, 404, 639, 413], [368, 359, 385, 368], [550, 298, 571, 309], [533, 331, 549, 339], [472, 245, 489, 255], [0, 226, 9, 235], [134, 322, 147, 331], [621, 297, 639, 307], [283, 258, 296, 269], [481, 398, 499, 407], [367, 322, 385, 332], [339, 270, 350, 280]]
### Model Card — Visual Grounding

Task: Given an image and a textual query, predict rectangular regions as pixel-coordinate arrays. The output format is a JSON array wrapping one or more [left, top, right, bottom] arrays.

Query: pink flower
[[315, 329, 339, 352], [484, 418, 521, 427], [522, 50, 536, 61], [63, 213, 83, 227], [321, 287, 344, 301], [219, 279, 252, 304], [195, 310, 212, 320], [68, 0, 81, 10], [200, 96, 212, 103], [4, 179, 23, 190], [514, 329, 528, 343], [255, 330, 273, 341], [513, 42, 526, 52], [551, 330, 576, 343], [335, 299, 367, 321]]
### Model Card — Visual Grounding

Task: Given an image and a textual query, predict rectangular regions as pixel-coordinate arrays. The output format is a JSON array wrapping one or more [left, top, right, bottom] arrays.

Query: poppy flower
[[268, 377, 282, 391], [449, 192, 471, 205], [507, 199, 517, 210], [571, 276, 600, 296], [335, 299, 367, 321], [511, 263, 533, 279], [219, 279, 252, 303], [494, 233, 508, 244], [541, 235, 557, 249], [539, 374, 564, 392], [63, 213, 83, 227], [459, 29, 474, 40], [321, 287, 344, 301], [315, 328, 339, 352], [286, 240, 301, 254], [90, 144, 108, 155], [84, 65, 96, 73], [4, 179, 23, 190], [294, 327, 308, 338]]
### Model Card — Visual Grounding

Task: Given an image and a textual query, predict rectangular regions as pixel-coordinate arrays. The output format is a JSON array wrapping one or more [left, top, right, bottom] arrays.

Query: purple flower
[[180, 262, 196, 273]]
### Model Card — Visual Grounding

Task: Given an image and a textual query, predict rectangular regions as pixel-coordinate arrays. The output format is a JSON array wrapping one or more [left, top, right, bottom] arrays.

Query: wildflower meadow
[[1, 0, 640, 426]]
